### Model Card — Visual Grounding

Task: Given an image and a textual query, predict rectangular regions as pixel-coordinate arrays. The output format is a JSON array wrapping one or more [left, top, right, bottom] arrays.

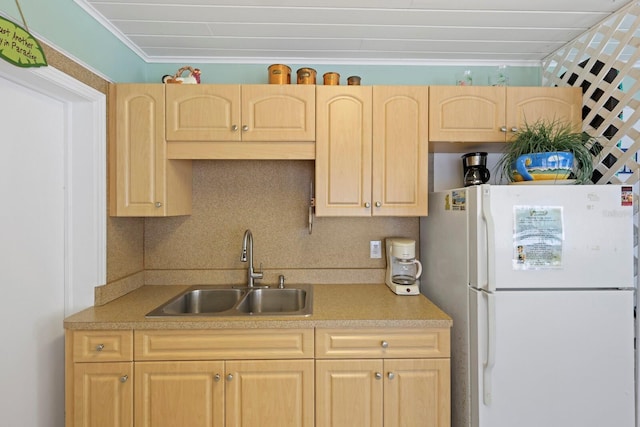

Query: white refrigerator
[[420, 184, 636, 427]]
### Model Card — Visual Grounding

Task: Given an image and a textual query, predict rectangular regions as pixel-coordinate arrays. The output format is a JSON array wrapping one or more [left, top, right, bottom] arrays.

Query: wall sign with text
[[0, 16, 47, 67]]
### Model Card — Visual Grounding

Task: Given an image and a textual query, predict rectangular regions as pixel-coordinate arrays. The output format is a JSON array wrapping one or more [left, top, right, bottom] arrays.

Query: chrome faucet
[[240, 229, 263, 287]]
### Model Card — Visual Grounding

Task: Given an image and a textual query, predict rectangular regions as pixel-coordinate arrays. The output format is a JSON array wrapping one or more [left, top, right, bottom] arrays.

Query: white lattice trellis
[[543, 1, 640, 185]]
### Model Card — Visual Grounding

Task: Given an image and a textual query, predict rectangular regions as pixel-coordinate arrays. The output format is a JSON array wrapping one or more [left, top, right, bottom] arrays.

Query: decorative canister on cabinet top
[[268, 64, 291, 84], [296, 67, 317, 84], [323, 72, 340, 85], [347, 75, 361, 85]]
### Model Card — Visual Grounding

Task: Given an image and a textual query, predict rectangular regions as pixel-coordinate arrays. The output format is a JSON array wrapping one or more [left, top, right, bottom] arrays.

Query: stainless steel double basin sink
[[146, 284, 313, 317]]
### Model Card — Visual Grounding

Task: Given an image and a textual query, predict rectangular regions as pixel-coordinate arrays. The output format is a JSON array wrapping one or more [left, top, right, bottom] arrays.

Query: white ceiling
[[75, 0, 633, 65]]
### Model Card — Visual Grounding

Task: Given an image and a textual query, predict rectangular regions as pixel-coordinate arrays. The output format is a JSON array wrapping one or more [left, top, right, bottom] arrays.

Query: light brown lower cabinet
[[66, 330, 134, 427], [134, 361, 224, 427], [316, 359, 383, 426], [67, 329, 315, 427], [384, 359, 450, 427], [316, 359, 450, 427], [134, 360, 314, 427], [315, 328, 451, 427], [225, 360, 314, 427], [73, 362, 133, 427], [67, 327, 449, 427]]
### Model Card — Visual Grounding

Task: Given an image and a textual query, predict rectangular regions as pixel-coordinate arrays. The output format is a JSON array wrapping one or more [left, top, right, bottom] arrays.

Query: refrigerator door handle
[[481, 185, 496, 293], [483, 291, 496, 406]]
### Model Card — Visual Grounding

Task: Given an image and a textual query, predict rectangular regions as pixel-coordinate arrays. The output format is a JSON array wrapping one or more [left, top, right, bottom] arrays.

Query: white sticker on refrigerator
[[513, 206, 564, 270]]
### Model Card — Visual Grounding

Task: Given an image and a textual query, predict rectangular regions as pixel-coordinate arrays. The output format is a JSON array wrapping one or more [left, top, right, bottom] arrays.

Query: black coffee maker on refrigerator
[[461, 152, 490, 186]]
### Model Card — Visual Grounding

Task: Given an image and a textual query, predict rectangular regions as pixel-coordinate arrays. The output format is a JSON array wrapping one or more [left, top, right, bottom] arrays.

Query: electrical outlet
[[370, 240, 382, 259]]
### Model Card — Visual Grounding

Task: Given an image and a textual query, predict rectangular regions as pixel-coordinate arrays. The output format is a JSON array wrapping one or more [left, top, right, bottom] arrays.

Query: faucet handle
[[278, 275, 285, 289], [251, 263, 264, 281], [256, 263, 264, 279]]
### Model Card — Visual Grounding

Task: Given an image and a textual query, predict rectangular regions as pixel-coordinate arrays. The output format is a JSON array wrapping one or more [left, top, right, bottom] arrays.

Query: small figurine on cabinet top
[[162, 66, 201, 84]]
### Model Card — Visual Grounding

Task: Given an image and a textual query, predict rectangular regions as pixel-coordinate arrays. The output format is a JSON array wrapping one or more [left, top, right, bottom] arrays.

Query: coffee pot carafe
[[462, 152, 490, 186], [385, 238, 422, 295]]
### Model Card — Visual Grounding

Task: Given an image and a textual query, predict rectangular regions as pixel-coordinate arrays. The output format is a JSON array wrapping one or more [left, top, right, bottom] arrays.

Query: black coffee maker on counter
[[461, 152, 490, 186]]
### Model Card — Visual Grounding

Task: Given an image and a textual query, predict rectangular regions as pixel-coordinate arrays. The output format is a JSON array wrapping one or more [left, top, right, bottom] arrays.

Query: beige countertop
[[64, 283, 452, 330]]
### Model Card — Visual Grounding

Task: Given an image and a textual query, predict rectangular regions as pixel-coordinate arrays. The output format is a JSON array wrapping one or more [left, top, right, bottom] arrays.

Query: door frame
[[0, 61, 106, 315]]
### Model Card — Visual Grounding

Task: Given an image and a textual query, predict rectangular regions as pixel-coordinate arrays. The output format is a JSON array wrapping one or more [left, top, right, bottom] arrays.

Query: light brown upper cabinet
[[373, 86, 429, 216], [315, 86, 429, 217], [165, 84, 315, 159], [109, 84, 192, 217], [429, 86, 582, 143]]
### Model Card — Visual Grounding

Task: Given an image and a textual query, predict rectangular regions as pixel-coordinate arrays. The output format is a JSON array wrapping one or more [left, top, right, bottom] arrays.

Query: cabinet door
[[226, 360, 314, 427], [372, 86, 429, 216], [109, 84, 165, 216], [109, 84, 191, 217], [506, 86, 582, 137], [316, 360, 383, 427], [135, 361, 224, 427], [316, 86, 373, 216], [73, 362, 133, 427], [429, 86, 507, 142], [166, 84, 241, 141], [384, 359, 451, 427], [241, 85, 315, 141]]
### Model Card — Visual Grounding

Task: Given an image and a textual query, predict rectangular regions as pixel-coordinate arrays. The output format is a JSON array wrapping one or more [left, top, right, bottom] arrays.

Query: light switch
[[370, 240, 382, 258]]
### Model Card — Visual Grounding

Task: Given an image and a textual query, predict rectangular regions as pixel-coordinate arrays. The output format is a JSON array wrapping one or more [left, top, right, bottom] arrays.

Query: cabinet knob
[[500, 126, 507, 132], [95, 344, 104, 352], [155, 202, 162, 208], [226, 374, 233, 382], [214, 374, 221, 382], [375, 201, 381, 207], [242, 125, 249, 132], [364, 202, 371, 208], [381, 340, 389, 349], [120, 375, 128, 383], [231, 125, 238, 131], [388, 372, 395, 380], [511, 127, 518, 133], [375, 372, 382, 380]]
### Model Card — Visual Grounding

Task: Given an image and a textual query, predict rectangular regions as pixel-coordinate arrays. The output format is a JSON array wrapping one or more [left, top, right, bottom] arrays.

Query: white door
[[469, 287, 635, 427], [0, 62, 105, 427], [0, 76, 66, 426]]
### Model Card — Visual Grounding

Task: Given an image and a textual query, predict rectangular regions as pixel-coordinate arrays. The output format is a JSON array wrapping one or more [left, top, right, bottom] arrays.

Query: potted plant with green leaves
[[496, 118, 601, 184]]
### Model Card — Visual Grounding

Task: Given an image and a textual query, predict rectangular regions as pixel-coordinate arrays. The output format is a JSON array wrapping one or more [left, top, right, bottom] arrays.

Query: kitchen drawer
[[315, 328, 450, 359], [72, 330, 133, 362], [135, 328, 314, 360]]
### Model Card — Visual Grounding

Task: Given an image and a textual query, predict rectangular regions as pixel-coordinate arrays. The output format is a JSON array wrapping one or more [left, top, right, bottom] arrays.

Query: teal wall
[[147, 63, 541, 86], [0, 0, 542, 85], [0, 0, 147, 81]]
